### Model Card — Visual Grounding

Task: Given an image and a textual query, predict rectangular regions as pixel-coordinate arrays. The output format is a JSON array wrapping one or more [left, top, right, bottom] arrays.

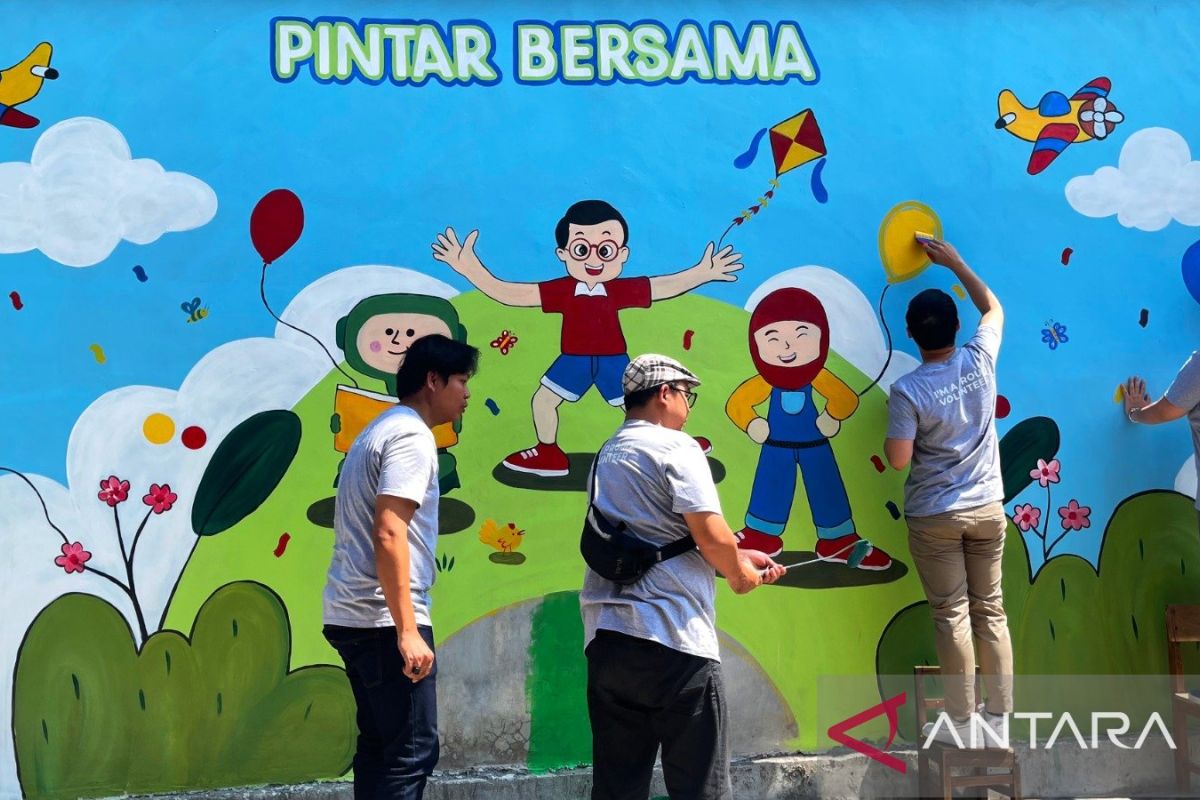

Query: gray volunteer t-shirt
[[887, 324, 1004, 518], [580, 419, 724, 661], [1165, 351, 1200, 511], [323, 404, 440, 628]]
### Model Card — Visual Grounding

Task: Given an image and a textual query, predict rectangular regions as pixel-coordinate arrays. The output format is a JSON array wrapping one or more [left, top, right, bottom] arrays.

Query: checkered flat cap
[[622, 354, 701, 395]]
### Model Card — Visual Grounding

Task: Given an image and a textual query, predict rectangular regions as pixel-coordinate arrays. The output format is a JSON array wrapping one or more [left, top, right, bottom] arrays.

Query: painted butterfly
[[1041, 321, 1068, 350], [490, 329, 518, 355]]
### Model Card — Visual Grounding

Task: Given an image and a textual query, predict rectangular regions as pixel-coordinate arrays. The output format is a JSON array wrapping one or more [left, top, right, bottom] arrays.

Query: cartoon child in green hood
[[332, 293, 469, 491]]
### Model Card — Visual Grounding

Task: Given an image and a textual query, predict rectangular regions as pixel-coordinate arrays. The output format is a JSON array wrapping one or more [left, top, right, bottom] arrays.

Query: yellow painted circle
[[143, 413, 176, 445], [878, 201, 943, 284]]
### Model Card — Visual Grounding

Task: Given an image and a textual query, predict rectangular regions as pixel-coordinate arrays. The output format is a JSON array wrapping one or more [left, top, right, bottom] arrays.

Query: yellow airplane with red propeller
[[995, 77, 1123, 174]]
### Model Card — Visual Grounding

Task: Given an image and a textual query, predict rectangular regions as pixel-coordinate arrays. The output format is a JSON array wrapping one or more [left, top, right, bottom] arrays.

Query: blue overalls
[[744, 385, 856, 540]]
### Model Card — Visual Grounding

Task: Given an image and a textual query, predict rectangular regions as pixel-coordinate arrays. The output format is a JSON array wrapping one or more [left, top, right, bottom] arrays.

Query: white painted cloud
[[0, 116, 217, 267], [745, 266, 919, 393], [275, 265, 457, 358], [1176, 455, 1196, 500], [1065, 127, 1200, 232], [0, 265, 454, 797]]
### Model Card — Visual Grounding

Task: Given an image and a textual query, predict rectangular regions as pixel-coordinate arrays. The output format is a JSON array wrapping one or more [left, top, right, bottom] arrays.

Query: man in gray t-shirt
[[887, 323, 1003, 517], [884, 239, 1013, 748], [582, 354, 783, 800], [322, 334, 478, 800], [1124, 353, 1200, 515]]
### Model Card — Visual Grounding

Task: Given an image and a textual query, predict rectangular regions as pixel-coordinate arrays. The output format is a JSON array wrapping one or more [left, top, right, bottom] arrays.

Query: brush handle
[[762, 540, 864, 574]]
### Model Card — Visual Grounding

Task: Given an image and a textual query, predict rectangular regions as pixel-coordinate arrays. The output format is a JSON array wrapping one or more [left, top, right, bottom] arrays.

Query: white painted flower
[[1079, 97, 1124, 140]]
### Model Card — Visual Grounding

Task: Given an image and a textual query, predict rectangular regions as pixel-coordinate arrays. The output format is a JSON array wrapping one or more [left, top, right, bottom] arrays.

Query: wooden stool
[[913, 665, 1021, 799], [1167, 604, 1200, 792]]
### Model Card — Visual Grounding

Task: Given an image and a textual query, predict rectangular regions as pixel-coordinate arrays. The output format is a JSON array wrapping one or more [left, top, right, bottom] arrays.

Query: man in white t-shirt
[[323, 333, 478, 799], [581, 354, 784, 800]]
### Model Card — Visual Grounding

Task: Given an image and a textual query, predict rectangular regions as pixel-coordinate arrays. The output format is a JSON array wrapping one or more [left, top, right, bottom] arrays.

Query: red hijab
[[748, 288, 830, 390]]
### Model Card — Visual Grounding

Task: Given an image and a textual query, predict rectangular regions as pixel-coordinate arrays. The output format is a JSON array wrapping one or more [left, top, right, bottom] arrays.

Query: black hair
[[394, 334, 479, 400], [905, 289, 959, 351], [555, 200, 628, 248], [623, 385, 660, 410]]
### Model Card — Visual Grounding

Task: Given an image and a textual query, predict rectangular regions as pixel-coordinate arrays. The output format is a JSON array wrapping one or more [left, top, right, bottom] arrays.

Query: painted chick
[[478, 519, 525, 553]]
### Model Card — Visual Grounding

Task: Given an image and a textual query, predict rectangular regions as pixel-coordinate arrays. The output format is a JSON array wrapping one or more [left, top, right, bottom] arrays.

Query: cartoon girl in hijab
[[725, 287, 893, 570]]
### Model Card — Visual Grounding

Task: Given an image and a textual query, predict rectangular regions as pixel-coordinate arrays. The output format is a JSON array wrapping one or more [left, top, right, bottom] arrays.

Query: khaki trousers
[[907, 501, 1014, 720]]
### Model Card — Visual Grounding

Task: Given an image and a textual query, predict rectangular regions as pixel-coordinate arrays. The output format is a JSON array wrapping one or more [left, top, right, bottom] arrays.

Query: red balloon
[[250, 189, 304, 264]]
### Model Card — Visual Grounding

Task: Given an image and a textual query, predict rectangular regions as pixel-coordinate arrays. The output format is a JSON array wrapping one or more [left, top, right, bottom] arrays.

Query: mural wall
[[3, 2, 1200, 796]]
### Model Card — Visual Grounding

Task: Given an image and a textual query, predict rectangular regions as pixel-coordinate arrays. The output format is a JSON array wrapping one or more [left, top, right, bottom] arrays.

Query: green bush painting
[[876, 490, 1200, 741], [13, 582, 355, 799]]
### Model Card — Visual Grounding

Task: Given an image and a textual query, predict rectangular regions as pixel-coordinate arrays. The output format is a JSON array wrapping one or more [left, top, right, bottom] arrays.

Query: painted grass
[[167, 290, 920, 750]]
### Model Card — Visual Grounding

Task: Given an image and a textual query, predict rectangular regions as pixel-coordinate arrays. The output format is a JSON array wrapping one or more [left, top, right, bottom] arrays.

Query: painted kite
[[724, 109, 829, 239], [764, 109, 827, 179]]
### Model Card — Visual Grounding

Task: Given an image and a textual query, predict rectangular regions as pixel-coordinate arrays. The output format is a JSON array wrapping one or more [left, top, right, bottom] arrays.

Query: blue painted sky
[[2, 0, 1199, 568]]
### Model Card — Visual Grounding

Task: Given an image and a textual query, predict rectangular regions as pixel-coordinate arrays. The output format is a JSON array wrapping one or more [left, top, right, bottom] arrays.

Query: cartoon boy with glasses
[[432, 199, 740, 477]]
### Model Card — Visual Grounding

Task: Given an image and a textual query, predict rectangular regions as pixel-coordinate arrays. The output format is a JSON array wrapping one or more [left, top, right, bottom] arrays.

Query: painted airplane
[[995, 77, 1123, 175], [0, 43, 58, 129]]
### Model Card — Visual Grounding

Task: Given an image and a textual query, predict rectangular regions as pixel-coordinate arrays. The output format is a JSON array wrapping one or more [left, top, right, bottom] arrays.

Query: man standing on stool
[[884, 239, 1013, 747], [322, 334, 479, 798], [581, 354, 784, 799]]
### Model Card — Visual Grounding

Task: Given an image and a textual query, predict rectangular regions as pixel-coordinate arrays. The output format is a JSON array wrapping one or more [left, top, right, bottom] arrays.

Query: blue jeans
[[324, 625, 439, 799]]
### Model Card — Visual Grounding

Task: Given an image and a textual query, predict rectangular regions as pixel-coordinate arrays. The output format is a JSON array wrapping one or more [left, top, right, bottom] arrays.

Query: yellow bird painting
[[478, 519, 525, 554]]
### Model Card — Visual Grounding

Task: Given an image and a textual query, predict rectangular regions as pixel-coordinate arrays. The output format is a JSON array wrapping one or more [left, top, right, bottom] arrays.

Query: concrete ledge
[[127, 740, 1187, 799]]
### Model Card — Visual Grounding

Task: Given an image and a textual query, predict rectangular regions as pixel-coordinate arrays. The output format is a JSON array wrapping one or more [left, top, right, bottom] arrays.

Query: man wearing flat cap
[[580, 354, 784, 800]]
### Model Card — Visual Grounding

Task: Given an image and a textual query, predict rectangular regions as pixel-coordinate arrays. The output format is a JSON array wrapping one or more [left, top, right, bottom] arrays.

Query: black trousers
[[324, 625, 439, 800], [586, 629, 731, 800]]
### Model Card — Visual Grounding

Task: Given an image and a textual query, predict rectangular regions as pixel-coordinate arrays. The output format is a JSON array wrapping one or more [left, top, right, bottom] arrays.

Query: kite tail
[[858, 284, 893, 397], [733, 127, 769, 169], [718, 180, 780, 247]]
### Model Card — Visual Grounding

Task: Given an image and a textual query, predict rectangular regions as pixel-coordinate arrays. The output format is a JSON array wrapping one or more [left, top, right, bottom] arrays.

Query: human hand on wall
[[432, 227, 483, 278], [816, 411, 841, 438], [746, 417, 770, 444], [399, 629, 435, 683], [919, 238, 966, 270], [1123, 376, 1150, 418]]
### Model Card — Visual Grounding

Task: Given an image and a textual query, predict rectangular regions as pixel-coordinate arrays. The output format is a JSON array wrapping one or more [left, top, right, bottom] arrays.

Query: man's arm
[[649, 242, 743, 301], [920, 239, 1003, 330], [883, 437, 914, 470], [1124, 376, 1189, 424], [432, 227, 540, 307], [683, 511, 784, 593], [884, 389, 917, 470], [373, 494, 435, 682]]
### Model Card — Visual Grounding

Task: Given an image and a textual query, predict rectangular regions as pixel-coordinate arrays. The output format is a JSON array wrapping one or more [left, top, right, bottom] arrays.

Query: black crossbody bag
[[579, 447, 696, 585]]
